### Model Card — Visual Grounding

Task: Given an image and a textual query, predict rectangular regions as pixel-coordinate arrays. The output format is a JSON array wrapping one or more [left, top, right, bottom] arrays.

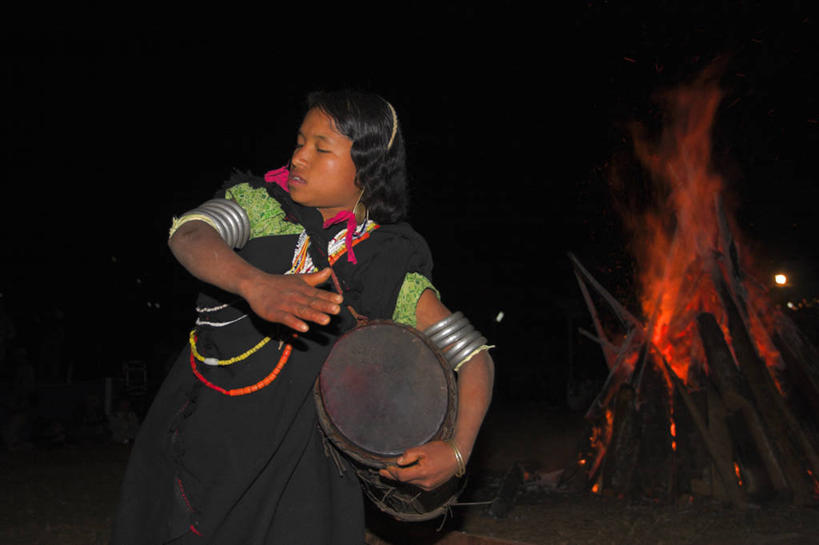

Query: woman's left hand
[[378, 440, 460, 491]]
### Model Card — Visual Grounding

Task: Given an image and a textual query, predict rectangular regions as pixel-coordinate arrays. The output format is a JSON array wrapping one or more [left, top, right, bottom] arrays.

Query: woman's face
[[288, 108, 360, 221]]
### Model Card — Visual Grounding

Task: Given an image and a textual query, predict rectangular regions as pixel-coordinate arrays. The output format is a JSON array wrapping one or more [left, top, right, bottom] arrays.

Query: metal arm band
[[423, 311, 488, 372], [173, 198, 251, 249]]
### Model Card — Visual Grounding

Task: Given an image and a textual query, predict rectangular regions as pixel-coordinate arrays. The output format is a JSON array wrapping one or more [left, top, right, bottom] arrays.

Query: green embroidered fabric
[[392, 273, 439, 327], [225, 183, 303, 238]]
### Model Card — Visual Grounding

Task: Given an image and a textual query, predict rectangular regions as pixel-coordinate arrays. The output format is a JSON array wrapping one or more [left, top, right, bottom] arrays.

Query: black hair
[[306, 90, 409, 224]]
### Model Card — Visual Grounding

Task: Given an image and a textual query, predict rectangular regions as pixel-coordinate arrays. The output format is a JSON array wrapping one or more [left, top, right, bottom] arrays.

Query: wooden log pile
[[567, 245, 819, 507]]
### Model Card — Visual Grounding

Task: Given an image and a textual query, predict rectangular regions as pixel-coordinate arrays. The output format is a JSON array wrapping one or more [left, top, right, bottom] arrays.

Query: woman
[[111, 90, 494, 544]]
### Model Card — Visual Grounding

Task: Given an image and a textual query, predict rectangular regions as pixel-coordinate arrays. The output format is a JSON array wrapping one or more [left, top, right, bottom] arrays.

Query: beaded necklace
[[288, 220, 378, 274], [189, 332, 293, 396], [188, 329, 271, 366], [189, 221, 378, 396]]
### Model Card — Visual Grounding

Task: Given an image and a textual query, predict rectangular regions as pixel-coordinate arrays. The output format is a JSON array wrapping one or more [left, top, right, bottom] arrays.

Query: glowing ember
[[808, 469, 819, 497], [587, 409, 615, 480], [734, 462, 743, 487], [669, 417, 677, 451]]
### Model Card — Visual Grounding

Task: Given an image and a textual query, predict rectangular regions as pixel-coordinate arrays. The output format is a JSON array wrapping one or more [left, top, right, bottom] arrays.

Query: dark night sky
[[2, 2, 818, 382]]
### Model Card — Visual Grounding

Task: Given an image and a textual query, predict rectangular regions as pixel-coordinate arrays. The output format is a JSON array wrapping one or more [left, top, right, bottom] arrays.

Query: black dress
[[110, 175, 434, 544]]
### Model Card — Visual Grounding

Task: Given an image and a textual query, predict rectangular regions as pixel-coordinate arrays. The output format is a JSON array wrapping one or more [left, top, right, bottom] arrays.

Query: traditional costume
[[111, 170, 436, 544]]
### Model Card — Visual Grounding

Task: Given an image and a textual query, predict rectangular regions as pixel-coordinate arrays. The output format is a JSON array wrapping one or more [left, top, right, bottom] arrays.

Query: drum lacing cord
[[315, 265, 367, 478], [327, 267, 369, 327], [319, 427, 349, 478]]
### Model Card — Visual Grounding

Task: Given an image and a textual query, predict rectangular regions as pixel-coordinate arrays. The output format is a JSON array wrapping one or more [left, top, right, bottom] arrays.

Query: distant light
[[787, 301, 796, 310], [774, 274, 788, 286], [495, 311, 505, 323]]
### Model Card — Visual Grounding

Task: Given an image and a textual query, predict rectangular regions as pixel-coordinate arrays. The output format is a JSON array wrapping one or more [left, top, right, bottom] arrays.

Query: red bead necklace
[[190, 335, 293, 396], [189, 222, 378, 396]]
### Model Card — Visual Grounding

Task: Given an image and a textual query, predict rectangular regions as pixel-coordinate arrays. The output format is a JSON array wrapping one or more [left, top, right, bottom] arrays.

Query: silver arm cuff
[[423, 311, 489, 372], [178, 198, 251, 249]]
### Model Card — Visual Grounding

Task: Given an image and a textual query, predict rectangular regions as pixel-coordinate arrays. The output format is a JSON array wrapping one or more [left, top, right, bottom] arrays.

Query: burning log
[[657, 353, 747, 508], [633, 353, 676, 499], [711, 266, 819, 505], [703, 384, 736, 502], [570, 253, 819, 507], [696, 312, 785, 501], [600, 384, 640, 495], [772, 316, 819, 420], [584, 334, 640, 421]]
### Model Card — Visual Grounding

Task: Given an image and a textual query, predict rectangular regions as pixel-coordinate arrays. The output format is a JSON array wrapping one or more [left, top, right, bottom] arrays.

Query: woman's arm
[[169, 220, 343, 332], [379, 289, 494, 490]]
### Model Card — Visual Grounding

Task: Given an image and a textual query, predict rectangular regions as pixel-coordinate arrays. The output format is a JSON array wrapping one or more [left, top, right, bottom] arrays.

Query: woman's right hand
[[169, 221, 343, 332], [239, 268, 343, 333]]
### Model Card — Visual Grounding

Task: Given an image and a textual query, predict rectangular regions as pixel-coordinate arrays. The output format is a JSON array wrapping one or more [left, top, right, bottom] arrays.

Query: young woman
[[110, 90, 494, 544]]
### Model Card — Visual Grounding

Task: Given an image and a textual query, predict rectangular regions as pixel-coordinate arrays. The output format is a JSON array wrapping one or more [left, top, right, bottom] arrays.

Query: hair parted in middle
[[306, 90, 409, 224]]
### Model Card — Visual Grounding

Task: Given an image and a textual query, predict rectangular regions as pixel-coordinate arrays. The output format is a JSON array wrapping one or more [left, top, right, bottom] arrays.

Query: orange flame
[[613, 67, 785, 388], [628, 74, 726, 383]]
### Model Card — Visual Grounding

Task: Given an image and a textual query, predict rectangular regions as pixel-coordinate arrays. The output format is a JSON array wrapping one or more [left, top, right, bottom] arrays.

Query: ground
[[2, 402, 819, 545]]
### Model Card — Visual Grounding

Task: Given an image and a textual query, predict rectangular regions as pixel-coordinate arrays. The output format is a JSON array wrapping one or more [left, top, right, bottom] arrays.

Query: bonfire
[[569, 70, 819, 508]]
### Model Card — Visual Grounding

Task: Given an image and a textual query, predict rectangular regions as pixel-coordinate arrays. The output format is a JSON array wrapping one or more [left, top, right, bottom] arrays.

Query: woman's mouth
[[288, 174, 307, 187]]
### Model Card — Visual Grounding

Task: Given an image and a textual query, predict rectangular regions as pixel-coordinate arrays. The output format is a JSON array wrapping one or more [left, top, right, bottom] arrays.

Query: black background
[[2, 2, 817, 403]]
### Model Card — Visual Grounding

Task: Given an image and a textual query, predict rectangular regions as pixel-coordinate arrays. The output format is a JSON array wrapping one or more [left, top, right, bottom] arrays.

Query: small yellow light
[[774, 274, 788, 286]]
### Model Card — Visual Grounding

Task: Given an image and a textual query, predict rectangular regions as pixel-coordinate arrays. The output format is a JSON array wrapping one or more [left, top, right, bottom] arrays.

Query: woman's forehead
[[299, 108, 349, 142]]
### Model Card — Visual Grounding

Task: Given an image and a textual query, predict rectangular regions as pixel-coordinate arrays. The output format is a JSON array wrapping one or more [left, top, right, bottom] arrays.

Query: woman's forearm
[[168, 220, 264, 298], [413, 289, 494, 461], [168, 220, 342, 331], [452, 351, 494, 461]]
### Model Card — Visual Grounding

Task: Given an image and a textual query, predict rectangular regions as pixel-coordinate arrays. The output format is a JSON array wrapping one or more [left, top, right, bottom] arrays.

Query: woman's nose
[[291, 147, 308, 168]]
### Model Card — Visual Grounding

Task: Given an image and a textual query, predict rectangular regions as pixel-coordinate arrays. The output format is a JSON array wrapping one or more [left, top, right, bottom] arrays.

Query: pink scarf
[[264, 166, 290, 192], [264, 167, 360, 264]]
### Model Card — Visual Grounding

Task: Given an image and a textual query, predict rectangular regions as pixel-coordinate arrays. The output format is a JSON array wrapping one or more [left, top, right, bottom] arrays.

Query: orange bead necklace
[[190, 334, 293, 397]]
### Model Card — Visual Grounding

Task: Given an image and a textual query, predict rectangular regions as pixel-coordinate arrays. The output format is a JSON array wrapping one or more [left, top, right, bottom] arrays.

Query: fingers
[[379, 463, 426, 484], [301, 267, 333, 287], [398, 448, 423, 467], [245, 270, 345, 331], [378, 463, 448, 491], [377, 443, 457, 491], [275, 313, 312, 334], [378, 448, 422, 482], [301, 269, 344, 300], [265, 297, 338, 332]]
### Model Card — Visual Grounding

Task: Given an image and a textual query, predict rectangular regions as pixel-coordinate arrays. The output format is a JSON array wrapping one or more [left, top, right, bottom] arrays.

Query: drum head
[[316, 320, 457, 466]]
